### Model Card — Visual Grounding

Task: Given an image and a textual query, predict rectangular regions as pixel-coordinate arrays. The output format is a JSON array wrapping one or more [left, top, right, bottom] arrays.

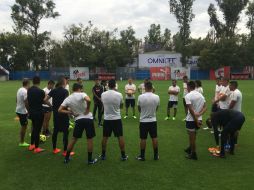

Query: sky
[[0, 0, 249, 40]]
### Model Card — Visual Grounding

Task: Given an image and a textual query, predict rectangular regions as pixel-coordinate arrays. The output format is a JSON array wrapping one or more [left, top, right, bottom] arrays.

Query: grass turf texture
[[0, 80, 254, 190]]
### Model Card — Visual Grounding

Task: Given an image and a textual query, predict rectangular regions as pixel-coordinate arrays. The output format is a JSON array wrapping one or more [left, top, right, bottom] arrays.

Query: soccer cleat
[[124, 115, 128, 119], [28, 144, 35, 151], [172, 117, 176, 121], [154, 155, 159, 160], [88, 158, 98, 165], [203, 127, 209, 130], [34, 147, 45, 153], [19, 142, 30, 147], [98, 124, 103, 128], [164, 117, 170, 121], [99, 154, 106, 160], [132, 116, 137, 119], [121, 155, 128, 161], [62, 151, 75, 157], [210, 131, 214, 134], [182, 118, 186, 121], [53, 148, 61, 154], [136, 155, 145, 161], [185, 153, 198, 160]]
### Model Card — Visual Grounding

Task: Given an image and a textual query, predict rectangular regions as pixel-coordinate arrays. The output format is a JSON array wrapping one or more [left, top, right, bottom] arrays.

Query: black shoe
[[121, 155, 128, 161], [184, 147, 191, 155], [88, 158, 98, 165], [98, 124, 103, 128], [154, 155, 159, 160], [64, 157, 71, 164], [136, 155, 145, 161], [185, 153, 198, 160], [99, 154, 106, 160]]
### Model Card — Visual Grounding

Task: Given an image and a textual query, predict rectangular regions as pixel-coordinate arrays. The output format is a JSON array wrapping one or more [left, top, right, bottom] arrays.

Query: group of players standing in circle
[[15, 75, 244, 164]]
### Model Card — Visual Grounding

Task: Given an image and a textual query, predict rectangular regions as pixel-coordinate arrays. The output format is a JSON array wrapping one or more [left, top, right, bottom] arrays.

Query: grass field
[[1, 80, 254, 190]]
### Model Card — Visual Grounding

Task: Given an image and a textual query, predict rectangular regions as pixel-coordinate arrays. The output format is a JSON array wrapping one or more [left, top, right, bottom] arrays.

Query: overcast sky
[[0, 0, 249, 40]]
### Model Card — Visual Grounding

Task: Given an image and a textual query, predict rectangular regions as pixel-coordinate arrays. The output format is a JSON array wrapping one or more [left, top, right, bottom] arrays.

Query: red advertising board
[[210, 66, 231, 80], [150, 67, 171, 80]]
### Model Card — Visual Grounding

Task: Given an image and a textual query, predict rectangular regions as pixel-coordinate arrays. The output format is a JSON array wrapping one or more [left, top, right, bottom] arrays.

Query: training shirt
[[27, 86, 45, 114], [230, 89, 242, 112], [138, 92, 160, 122], [61, 92, 93, 121], [168, 85, 180, 101], [92, 84, 104, 102], [185, 90, 206, 121], [48, 87, 69, 112], [101, 90, 123, 120], [16, 87, 28, 114], [43, 87, 52, 107], [215, 84, 222, 100], [219, 86, 231, 109], [125, 83, 136, 99], [195, 87, 203, 94], [183, 82, 188, 98]]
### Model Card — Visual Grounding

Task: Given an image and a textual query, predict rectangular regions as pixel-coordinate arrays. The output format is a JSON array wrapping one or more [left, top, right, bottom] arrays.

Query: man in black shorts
[[136, 81, 160, 161], [211, 109, 245, 158], [124, 78, 137, 119], [16, 79, 30, 147], [92, 78, 104, 127], [27, 76, 51, 153], [59, 83, 97, 165], [100, 79, 128, 161]]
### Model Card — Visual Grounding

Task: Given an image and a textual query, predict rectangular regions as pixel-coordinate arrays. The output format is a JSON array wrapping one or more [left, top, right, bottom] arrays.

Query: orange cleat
[[62, 151, 75, 157], [28, 144, 35, 151], [53, 148, 61, 154], [34, 147, 45, 153]]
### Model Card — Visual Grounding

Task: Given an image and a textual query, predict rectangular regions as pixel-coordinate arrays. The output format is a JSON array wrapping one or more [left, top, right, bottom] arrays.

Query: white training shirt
[[101, 90, 123, 120], [61, 92, 93, 121], [125, 83, 136, 99], [215, 84, 222, 100], [219, 85, 231, 109], [183, 82, 188, 98], [16, 87, 28, 114], [138, 92, 160, 122], [185, 90, 206, 121], [168, 85, 180, 101], [65, 84, 70, 92], [195, 87, 204, 94], [43, 87, 52, 107], [230, 89, 242, 112], [139, 83, 146, 94]]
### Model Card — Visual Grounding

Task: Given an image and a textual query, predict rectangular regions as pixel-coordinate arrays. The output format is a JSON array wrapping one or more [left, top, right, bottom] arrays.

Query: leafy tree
[[144, 24, 163, 52], [246, 1, 254, 38], [11, 0, 59, 70]]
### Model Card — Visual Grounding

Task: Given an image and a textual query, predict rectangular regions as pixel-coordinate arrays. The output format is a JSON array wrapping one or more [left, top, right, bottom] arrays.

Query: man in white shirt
[[136, 81, 160, 161], [16, 79, 30, 147], [165, 80, 180, 121], [100, 79, 128, 161], [42, 80, 55, 137], [184, 81, 207, 160], [59, 83, 97, 165], [182, 76, 189, 119], [138, 79, 149, 94], [229, 81, 242, 112], [124, 78, 137, 119], [214, 78, 231, 110]]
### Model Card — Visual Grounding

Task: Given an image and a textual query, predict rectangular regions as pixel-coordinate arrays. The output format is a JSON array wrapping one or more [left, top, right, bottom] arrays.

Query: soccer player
[[136, 81, 160, 161], [92, 79, 104, 127], [195, 80, 203, 94], [124, 78, 137, 119], [229, 81, 242, 112], [27, 76, 51, 153], [59, 83, 97, 165], [165, 79, 180, 121], [16, 79, 30, 147], [182, 76, 189, 119], [211, 110, 245, 158], [184, 81, 207, 160], [214, 78, 231, 110], [100, 79, 128, 161], [45, 77, 72, 155], [42, 80, 55, 137], [138, 78, 155, 94]]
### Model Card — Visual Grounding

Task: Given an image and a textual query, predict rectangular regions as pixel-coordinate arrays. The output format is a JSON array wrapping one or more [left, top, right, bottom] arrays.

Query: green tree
[[246, 1, 254, 38], [144, 24, 163, 52], [11, 0, 59, 70]]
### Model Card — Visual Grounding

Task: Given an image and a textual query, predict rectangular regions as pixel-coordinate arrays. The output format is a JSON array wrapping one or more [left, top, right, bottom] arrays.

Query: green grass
[[0, 80, 254, 190]]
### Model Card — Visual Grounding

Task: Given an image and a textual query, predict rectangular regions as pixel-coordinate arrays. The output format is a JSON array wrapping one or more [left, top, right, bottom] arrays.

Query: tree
[[144, 24, 163, 52], [11, 0, 59, 70], [162, 28, 173, 51], [246, 1, 254, 38], [169, 0, 195, 66], [208, 0, 249, 39]]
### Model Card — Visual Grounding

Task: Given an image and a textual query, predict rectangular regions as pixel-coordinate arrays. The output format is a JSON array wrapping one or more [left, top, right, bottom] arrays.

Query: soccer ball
[[127, 89, 133, 97], [40, 134, 47, 143]]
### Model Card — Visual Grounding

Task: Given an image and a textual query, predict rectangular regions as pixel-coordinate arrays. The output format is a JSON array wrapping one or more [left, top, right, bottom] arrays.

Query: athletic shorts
[[16, 113, 28, 126], [73, 118, 96, 139], [211, 103, 219, 112], [183, 98, 187, 107], [43, 106, 52, 113], [53, 112, 69, 132], [139, 122, 157, 139], [168, 101, 178, 108], [103, 119, 123, 137], [186, 121, 201, 132], [125, 99, 135, 108]]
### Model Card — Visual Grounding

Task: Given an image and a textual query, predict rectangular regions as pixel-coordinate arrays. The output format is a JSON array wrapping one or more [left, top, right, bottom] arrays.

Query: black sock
[[65, 151, 71, 159], [141, 149, 145, 158], [102, 150, 106, 156], [154, 148, 158, 157], [121, 151, 125, 157], [88, 152, 92, 161]]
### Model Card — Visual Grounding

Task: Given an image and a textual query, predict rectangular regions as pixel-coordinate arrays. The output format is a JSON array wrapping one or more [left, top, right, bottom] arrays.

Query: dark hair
[[172, 79, 177, 83], [108, 79, 116, 89], [65, 76, 69, 80], [77, 78, 82, 82], [32, 76, 40, 85], [230, 81, 238, 88], [145, 81, 153, 90], [187, 81, 196, 90], [57, 77, 66, 87], [222, 77, 229, 82], [48, 80, 55, 85], [183, 76, 188, 80], [22, 79, 30, 87], [195, 80, 202, 87], [72, 83, 83, 92]]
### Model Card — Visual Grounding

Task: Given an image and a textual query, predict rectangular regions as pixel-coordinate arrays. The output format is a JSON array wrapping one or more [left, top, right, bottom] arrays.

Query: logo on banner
[[215, 68, 225, 78], [171, 67, 190, 80], [73, 69, 86, 78]]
